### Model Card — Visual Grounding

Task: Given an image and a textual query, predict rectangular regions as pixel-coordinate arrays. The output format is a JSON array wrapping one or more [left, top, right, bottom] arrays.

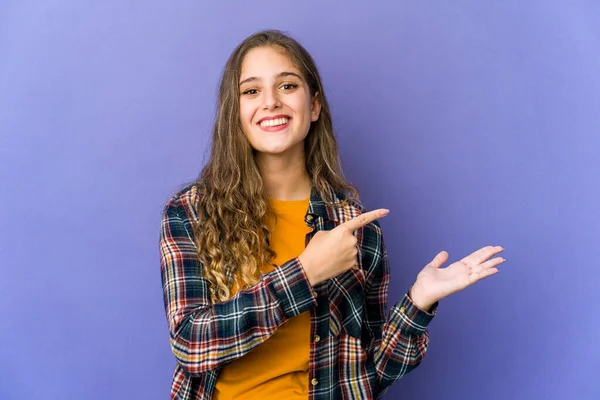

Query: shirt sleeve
[[159, 201, 317, 376], [361, 221, 437, 398]]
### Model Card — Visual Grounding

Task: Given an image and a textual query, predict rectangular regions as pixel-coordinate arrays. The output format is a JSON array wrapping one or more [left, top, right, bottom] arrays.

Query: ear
[[310, 91, 321, 122]]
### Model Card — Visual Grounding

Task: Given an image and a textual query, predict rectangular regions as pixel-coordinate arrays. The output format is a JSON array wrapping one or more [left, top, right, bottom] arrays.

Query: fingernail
[[381, 209, 390, 216]]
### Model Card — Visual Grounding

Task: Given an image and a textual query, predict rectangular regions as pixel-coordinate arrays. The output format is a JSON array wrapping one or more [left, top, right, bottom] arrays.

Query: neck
[[255, 147, 311, 201]]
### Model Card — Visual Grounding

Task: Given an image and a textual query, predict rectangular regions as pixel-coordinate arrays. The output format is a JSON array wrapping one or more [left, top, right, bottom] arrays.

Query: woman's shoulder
[[162, 182, 203, 223], [331, 188, 368, 215]]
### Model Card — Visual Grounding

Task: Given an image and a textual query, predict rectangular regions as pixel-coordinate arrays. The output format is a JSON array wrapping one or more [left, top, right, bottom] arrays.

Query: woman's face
[[239, 46, 320, 158]]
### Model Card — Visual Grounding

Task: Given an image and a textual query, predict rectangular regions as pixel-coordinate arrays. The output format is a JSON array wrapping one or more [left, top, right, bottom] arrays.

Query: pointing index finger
[[341, 209, 390, 232]]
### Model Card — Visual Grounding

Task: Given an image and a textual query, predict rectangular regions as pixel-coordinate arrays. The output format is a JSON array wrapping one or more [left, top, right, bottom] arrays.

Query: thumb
[[429, 251, 449, 268]]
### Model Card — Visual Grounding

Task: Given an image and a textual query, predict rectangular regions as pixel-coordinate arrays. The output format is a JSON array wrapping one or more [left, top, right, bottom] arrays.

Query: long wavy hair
[[193, 30, 358, 303]]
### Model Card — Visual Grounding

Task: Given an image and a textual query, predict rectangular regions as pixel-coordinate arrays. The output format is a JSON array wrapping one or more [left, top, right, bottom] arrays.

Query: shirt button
[[314, 335, 320, 343], [306, 214, 314, 222], [311, 378, 319, 386], [399, 306, 406, 314], [313, 291, 318, 297]]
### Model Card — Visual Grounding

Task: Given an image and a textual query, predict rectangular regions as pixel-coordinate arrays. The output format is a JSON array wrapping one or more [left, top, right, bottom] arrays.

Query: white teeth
[[259, 117, 289, 127]]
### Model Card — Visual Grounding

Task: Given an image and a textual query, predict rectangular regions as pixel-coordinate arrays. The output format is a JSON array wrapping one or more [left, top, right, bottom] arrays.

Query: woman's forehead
[[240, 46, 302, 81]]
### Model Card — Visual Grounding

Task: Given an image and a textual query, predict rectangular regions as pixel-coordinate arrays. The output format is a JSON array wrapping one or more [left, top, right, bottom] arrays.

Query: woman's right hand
[[298, 208, 390, 286]]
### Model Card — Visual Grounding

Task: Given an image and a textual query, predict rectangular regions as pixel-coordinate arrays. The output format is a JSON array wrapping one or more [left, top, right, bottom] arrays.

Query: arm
[[361, 222, 437, 397], [159, 202, 317, 376], [363, 224, 505, 398]]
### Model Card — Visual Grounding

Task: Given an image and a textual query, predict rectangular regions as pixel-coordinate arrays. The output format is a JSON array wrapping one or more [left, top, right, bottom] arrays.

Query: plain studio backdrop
[[1, 1, 599, 399]]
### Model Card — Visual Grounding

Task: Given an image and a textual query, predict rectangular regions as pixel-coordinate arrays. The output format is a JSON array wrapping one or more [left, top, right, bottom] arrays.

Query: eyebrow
[[239, 71, 303, 86]]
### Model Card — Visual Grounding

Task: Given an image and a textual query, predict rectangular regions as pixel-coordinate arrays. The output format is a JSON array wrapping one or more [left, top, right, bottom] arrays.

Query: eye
[[241, 88, 258, 96], [281, 83, 298, 90]]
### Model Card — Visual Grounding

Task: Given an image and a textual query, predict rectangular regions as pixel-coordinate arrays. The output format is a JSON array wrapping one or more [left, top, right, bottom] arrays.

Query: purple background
[[1, 1, 599, 399]]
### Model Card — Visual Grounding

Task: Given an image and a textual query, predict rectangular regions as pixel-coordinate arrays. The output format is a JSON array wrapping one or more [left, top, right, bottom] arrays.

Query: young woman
[[159, 30, 505, 400]]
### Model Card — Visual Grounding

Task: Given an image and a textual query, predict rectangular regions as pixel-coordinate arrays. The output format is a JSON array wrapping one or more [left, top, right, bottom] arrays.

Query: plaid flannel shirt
[[159, 183, 437, 400]]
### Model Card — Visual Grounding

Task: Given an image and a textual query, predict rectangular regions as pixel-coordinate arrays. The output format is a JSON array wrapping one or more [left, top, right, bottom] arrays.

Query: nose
[[262, 87, 281, 110]]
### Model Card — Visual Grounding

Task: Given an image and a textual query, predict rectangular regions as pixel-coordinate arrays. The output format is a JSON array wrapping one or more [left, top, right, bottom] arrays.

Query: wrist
[[297, 255, 316, 286], [409, 282, 436, 311]]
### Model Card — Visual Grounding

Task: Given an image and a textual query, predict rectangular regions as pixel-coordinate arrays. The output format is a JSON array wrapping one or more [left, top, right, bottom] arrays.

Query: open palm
[[411, 246, 506, 309]]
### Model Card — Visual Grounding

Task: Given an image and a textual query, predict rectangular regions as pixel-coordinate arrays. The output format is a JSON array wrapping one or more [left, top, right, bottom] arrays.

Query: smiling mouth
[[258, 117, 290, 127]]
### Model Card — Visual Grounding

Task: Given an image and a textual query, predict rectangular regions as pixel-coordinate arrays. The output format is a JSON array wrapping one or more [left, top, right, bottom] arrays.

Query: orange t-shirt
[[213, 197, 312, 400]]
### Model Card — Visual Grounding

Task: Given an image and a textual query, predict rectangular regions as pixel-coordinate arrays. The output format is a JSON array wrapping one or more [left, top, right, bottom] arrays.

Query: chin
[[249, 135, 305, 157], [258, 147, 289, 155], [253, 140, 294, 154]]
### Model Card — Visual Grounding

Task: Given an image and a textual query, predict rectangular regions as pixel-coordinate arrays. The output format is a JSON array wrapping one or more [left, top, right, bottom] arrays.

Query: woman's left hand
[[409, 246, 506, 311]]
